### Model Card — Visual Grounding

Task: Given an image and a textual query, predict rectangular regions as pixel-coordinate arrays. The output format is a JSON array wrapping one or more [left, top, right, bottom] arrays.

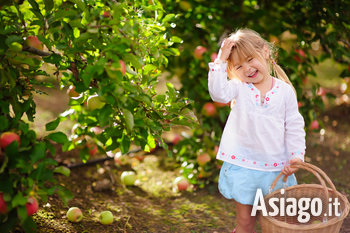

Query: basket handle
[[270, 161, 337, 195]]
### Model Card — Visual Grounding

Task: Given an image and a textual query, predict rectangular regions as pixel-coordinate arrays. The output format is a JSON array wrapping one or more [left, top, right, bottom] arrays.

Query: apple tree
[[0, 0, 194, 231], [160, 0, 350, 187]]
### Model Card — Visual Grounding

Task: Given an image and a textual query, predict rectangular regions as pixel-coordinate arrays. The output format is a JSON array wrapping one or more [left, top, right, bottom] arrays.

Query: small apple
[[174, 177, 190, 191], [103, 11, 111, 18], [317, 87, 326, 96], [66, 207, 83, 222], [197, 153, 211, 166], [26, 196, 39, 216], [26, 36, 43, 50], [118, 60, 126, 76], [99, 210, 114, 225], [210, 52, 218, 62], [87, 95, 105, 110], [296, 48, 306, 58], [0, 193, 8, 214], [310, 120, 319, 130], [202, 102, 217, 117], [172, 134, 182, 145], [67, 85, 79, 98], [87, 143, 98, 156], [298, 101, 304, 108], [194, 46, 207, 59], [120, 171, 137, 186], [53, 166, 71, 177], [0, 132, 20, 149]]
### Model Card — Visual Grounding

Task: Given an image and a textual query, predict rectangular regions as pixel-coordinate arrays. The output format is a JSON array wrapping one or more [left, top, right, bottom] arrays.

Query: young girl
[[208, 28, 306, 233]]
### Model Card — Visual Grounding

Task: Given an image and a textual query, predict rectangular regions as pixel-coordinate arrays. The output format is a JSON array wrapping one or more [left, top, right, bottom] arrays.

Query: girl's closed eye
[[236, 65, 242, 70], [248, 57, 253, 62]]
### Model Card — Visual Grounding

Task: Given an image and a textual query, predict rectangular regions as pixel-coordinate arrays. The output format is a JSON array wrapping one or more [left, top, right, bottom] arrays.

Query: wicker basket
[[259, 161, 350, 233]]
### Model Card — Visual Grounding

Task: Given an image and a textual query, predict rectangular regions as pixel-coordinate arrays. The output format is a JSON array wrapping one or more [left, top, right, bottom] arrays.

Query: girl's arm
[[208, 62, 239, 103], [282, 86, 306, 176]]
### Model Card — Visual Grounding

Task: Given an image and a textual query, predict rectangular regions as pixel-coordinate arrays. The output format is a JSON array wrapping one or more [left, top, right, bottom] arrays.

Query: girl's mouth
[[248, 70, 258, 78]]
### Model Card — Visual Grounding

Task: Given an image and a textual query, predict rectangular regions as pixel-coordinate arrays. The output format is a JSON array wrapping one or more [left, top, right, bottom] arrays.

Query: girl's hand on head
[[281, 158, 303, 176], [217, 38, 235, 62]]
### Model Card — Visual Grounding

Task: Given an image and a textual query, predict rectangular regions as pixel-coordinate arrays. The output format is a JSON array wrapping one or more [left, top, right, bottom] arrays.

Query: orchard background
[[0, 0, 350, 232]]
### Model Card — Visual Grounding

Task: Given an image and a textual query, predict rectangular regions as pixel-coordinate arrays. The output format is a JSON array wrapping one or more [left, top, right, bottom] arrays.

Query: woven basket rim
[[260, 184, 350, 230]]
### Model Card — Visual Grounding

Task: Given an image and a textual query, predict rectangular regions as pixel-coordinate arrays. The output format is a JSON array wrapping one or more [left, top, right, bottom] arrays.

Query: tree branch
[[22, 45, 51, 56]]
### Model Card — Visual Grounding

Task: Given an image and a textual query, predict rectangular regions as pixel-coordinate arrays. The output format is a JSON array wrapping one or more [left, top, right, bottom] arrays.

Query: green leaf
[[46, 118, 60, 131], [12, 192, 27, 208], [21, 215, 37, 233], [43, 0, 54, 13], [122, 108, 134, 132], [162, 14, 175, 23], [56, 187, 74, 206], [30, 142, 46, 163], [0, 115, 9, 131], [46, 132, 68, 144], [120, 134, 130, 154]]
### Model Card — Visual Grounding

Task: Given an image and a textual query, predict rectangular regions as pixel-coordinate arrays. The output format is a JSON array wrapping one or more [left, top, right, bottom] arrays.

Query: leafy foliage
[[0, 0, 193, 231]]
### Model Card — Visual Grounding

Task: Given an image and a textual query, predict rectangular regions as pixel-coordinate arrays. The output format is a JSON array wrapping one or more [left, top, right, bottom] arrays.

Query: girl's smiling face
[[233, 56, 270, 84]]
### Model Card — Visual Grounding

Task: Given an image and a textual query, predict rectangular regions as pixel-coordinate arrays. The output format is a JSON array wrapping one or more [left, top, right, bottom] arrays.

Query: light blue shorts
[[218, 162, 297, 205]]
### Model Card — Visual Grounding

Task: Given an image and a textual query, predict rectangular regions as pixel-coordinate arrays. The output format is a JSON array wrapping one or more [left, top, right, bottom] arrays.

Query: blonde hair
[[226, 28, 294, 91]]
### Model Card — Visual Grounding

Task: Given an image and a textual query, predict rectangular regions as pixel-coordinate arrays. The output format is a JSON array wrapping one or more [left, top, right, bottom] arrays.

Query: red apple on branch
[[194, 46, 207, 59], [202, 102, 217, 116], [0, 132, 20, 149], [0, 193, 8, 214], [310, 120, 319, 130], [26, 36, 43, 50], [87, 143, 98, 156], [197, 153, 211, 166], [26, 196, 39, 216], [103, 11, 111, 18]]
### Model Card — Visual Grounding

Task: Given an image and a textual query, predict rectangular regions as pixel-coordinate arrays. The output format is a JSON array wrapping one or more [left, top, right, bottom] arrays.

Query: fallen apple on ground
[[67, 207, 83, 222], [99, 210, 114, 225], [121, 171, 137, 186], [174, 177, 190, 191]]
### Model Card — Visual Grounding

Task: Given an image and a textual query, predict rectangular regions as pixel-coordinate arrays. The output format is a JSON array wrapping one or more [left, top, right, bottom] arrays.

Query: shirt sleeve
[[208, 62, 239, 103], [284, 86, 306, 162]]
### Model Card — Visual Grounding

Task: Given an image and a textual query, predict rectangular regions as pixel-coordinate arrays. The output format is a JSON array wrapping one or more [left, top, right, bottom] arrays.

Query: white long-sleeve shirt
[[208, 62, 306, 171]]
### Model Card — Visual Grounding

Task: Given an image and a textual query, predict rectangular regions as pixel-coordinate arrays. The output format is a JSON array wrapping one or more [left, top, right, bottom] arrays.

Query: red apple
[[87, 143, 97, 156], [172, 134, 182, 145], [202, 102, 217, 116], [197, 153, 211, 166], [0, 132, 20, 149], [26, 196, 39, 216], [103, 11, 111, 18], [66, 207, 83, 222], [194, 46, 207, 59], [298, 101, 304, 108], [67, 85, 79, 98], [210, 52, 218, 62], [310, 120, 319, 130], [317, 87, 326, 96], [0, 193, 8, 214], [175, 177, 190, 191], [118, 60, 126, 76], [295, 49, 306, 58], [26, 36, 43, 50]]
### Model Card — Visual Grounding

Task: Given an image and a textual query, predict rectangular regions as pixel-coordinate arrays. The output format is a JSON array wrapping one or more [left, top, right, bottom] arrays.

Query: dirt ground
[[13, 82, 350, 233]]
